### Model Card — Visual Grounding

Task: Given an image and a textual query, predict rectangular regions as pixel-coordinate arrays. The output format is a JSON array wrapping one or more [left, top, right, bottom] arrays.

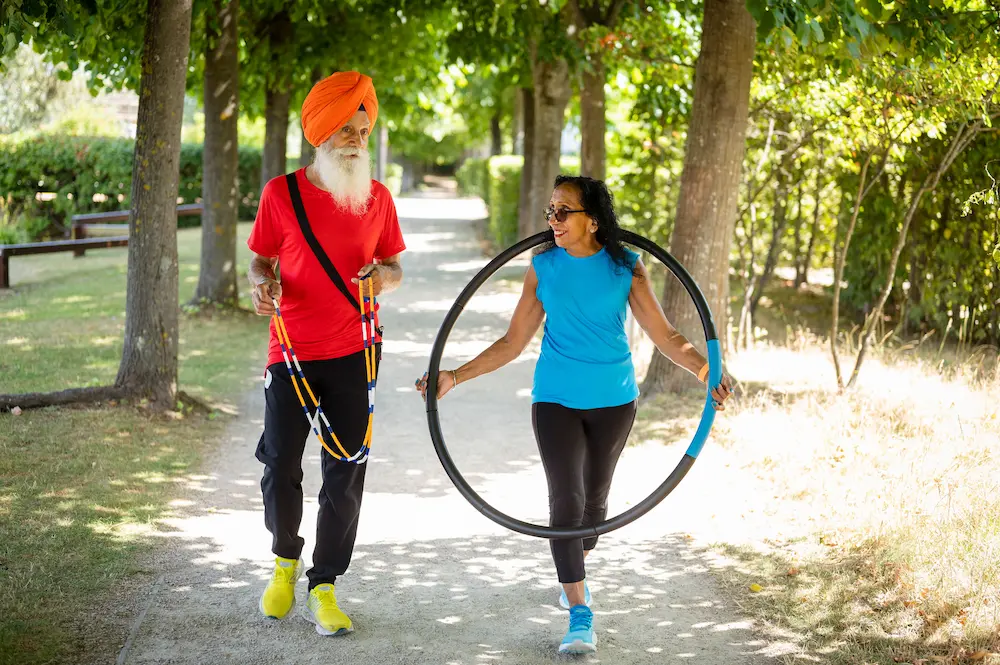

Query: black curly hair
[[537, 174, 638, 276]]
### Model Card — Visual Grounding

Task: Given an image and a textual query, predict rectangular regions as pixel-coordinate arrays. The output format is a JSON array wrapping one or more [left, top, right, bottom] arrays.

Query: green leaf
[[847, 40, 861, 59], [810, 19, 825, 43], [756, 8, 776, 38]]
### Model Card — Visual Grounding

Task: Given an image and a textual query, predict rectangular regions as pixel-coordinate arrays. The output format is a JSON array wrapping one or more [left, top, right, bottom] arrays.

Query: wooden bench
[[0, 203, 203, 288], [70, 202, 203, 256], [0, 237, 129, 289]]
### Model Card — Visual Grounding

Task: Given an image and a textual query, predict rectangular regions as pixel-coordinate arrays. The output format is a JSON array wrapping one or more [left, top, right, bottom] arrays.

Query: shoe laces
[[272, 560, 297, 584], [568, 605, 593, 632], [312, 583, 337, 606]]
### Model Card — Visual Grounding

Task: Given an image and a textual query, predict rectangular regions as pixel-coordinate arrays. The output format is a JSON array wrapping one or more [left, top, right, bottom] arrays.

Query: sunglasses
[[544, 206, 588, 223]]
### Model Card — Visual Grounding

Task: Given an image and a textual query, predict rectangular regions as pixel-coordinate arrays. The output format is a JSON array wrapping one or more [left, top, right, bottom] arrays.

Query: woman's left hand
[[710, 372, 735, 411]]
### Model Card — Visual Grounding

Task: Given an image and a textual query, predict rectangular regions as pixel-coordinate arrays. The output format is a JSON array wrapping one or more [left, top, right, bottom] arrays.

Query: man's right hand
[[252, 278, 282, 316]]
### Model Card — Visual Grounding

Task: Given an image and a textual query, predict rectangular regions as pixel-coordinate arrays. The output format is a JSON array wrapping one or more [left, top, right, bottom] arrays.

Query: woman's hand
[[415, 370, 457, 401], [709, 372, 735, 411]]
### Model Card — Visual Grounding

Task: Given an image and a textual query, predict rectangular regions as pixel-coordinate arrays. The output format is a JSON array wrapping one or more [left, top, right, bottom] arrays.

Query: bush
[[479, 155, 581, 249], [0, 135, 263, 242], [456, 157, 490, 202]]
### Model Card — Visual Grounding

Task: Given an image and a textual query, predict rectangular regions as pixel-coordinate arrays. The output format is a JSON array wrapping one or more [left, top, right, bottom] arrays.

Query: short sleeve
[[374, 185, 406, 260], [247, 179, 283, 257], [625, 248, 640, 270]]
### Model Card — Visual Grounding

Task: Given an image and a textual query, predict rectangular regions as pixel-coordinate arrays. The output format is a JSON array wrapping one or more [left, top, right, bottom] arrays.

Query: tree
[[190, 0, 240, 308], [114, 0, 194, 405], [566, 0, 630, 181], [640, 0, 756, 395], [0, 0, 193, 410]]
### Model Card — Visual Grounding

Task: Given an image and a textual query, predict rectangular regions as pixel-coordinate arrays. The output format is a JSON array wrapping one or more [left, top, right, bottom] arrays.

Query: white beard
[[314, 144, 372, 216]]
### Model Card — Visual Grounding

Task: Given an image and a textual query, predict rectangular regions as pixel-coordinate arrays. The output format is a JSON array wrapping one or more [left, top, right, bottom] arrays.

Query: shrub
[[0, 135, 263, 242], [479, 155, 581, 249]]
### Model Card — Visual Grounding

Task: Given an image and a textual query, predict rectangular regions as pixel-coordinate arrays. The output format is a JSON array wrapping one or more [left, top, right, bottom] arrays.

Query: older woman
[[417, 175, 733, 654]]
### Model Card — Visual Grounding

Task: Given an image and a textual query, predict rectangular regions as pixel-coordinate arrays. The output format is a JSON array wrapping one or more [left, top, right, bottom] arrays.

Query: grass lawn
[[0, 223, 269, 665]]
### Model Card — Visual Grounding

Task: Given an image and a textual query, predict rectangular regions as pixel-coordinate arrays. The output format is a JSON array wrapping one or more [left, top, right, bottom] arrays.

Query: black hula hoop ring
[[425, 229, 723, 539]]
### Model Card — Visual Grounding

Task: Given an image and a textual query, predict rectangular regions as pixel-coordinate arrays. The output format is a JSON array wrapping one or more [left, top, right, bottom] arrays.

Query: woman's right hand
[[415, 370, 457, 401]]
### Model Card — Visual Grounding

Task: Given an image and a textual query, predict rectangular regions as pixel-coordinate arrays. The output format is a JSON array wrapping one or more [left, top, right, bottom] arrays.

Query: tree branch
[[604, 0, 630, 27]]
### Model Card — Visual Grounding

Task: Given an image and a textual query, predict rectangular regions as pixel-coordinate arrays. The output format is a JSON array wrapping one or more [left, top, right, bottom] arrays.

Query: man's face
[[329, 110, 371, 151]]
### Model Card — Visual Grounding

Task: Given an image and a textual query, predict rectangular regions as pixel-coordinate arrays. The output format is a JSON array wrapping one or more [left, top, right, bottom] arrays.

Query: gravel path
[[120, 196, 765, 664]]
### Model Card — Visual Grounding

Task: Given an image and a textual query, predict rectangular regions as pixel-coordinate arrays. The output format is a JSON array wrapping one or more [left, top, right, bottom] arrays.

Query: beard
[[313, 144, 373, 216]]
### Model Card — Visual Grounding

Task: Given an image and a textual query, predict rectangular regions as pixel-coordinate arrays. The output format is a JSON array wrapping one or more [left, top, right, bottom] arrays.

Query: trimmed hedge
[[0, 136, 263, 243], [459, 155, 580, 249]]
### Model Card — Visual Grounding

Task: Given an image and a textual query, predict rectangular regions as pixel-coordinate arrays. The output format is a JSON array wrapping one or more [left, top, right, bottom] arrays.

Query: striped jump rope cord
[[271, 275, 379, 464]]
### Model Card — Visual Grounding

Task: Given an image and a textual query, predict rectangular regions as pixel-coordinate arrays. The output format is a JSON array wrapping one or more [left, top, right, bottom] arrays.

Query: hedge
[[0, 135, 263, 243], [458, 155, 580, 249]]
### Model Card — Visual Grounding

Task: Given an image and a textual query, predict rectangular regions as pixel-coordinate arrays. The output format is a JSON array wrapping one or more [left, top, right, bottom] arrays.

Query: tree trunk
[[191, 0, 239, 308], [517, 86, 537, 239], [580, 58, 606, 180], [641, 0, 756, 396], [799, 147, 824, 286], [260, 13, 292, 189], [261, 87, 290, 188], [114, 0, 193, 407], [792, 180, 805, 286], [512, 88, 524, 155], [375, 124, 389, 184], [528, 56, 572, 237], [749, 169, 790, 320], [299, 67, 322, 168], [490, 110, 502, 157]]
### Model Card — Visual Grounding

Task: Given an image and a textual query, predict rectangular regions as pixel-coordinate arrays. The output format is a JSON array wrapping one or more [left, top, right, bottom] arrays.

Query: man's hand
[[251, 278, 282, 316], [352, 258, 402, 296]]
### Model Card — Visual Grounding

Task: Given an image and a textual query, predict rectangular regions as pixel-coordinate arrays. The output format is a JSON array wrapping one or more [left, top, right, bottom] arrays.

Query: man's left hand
[[353, 263, 387, 295]]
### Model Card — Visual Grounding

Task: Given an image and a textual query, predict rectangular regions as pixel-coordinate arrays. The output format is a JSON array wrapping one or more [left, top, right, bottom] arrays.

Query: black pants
[[532, 400, 638, 584], [255, 345, 380, 590]]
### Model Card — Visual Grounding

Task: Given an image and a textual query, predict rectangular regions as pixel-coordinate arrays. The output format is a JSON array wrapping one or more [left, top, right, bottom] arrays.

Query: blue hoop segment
[[425, 229, 722, 539]]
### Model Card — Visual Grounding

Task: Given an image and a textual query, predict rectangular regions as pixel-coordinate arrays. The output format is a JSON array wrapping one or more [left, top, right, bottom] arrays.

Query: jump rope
[[270, 273, 378, 464]]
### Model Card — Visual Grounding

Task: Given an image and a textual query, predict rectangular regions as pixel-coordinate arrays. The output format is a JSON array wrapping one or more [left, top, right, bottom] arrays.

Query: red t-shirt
[[247, 168, 406, 368]]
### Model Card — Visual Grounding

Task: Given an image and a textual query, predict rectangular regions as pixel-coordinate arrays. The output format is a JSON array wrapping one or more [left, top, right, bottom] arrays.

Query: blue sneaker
[[559, 582, 591, 610], [559, 605, 597, 654]]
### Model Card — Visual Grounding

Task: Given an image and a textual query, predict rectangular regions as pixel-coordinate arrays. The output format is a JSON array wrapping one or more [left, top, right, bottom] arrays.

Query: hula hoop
[[424, 230, 723, 539]]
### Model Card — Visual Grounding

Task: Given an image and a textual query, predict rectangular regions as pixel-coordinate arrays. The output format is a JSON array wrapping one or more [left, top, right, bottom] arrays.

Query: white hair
[[313, 141, 372, 216]]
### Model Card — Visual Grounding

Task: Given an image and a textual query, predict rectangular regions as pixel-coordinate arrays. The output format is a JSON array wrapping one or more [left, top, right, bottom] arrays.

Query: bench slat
[[70, 202, 203, 223], [1, 237, 130, 256]]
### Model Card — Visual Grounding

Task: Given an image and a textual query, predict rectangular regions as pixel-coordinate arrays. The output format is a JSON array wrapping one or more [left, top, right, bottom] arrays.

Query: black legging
[[531, 400, 638, 584]]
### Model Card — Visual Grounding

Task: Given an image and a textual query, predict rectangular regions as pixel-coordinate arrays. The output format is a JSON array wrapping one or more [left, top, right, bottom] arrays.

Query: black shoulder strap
[[285, 172, 361, 314]]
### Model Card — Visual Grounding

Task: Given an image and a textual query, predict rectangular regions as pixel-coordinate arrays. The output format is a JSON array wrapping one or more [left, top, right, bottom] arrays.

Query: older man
[[247, 71, 405, 636]]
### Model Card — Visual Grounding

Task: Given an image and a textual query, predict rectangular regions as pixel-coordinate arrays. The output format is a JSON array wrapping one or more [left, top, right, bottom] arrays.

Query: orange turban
[[300, 71, 379, 147]]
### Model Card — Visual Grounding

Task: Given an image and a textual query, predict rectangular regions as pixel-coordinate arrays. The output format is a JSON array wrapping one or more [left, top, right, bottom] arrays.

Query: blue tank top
[[531, 245, 640, 410]]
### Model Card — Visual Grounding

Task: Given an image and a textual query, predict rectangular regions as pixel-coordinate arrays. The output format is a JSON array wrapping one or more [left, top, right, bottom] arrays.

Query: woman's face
[[547, 184, 596, 249]]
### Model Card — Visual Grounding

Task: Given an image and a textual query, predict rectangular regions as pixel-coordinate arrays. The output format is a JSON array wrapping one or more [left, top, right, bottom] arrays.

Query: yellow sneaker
[[305, 583, 353, 636], [258, 556, 302, 619]]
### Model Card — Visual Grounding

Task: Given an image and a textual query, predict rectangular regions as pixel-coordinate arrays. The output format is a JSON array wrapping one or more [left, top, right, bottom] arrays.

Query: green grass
[[0, 223, 269, 665]]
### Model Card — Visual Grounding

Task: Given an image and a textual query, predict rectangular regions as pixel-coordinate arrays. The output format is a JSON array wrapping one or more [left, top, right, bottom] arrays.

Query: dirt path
[[120, 196, 766, 664]]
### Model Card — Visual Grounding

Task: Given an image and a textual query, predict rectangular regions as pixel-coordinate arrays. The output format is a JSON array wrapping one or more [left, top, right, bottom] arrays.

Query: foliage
[[842, 134, 1000, 345], [465, 154, 581, 248], [0, 136, 263, 242], [456, 157, 490, 201]]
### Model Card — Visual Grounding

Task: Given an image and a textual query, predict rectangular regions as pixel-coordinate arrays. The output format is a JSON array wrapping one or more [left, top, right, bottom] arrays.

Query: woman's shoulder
[[624, 246, 640, 266]]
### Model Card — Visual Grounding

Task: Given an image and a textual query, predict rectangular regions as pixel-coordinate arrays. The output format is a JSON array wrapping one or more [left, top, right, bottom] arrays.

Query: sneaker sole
[[303, 608, 353, 637], [559, 638, 598, 654]]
